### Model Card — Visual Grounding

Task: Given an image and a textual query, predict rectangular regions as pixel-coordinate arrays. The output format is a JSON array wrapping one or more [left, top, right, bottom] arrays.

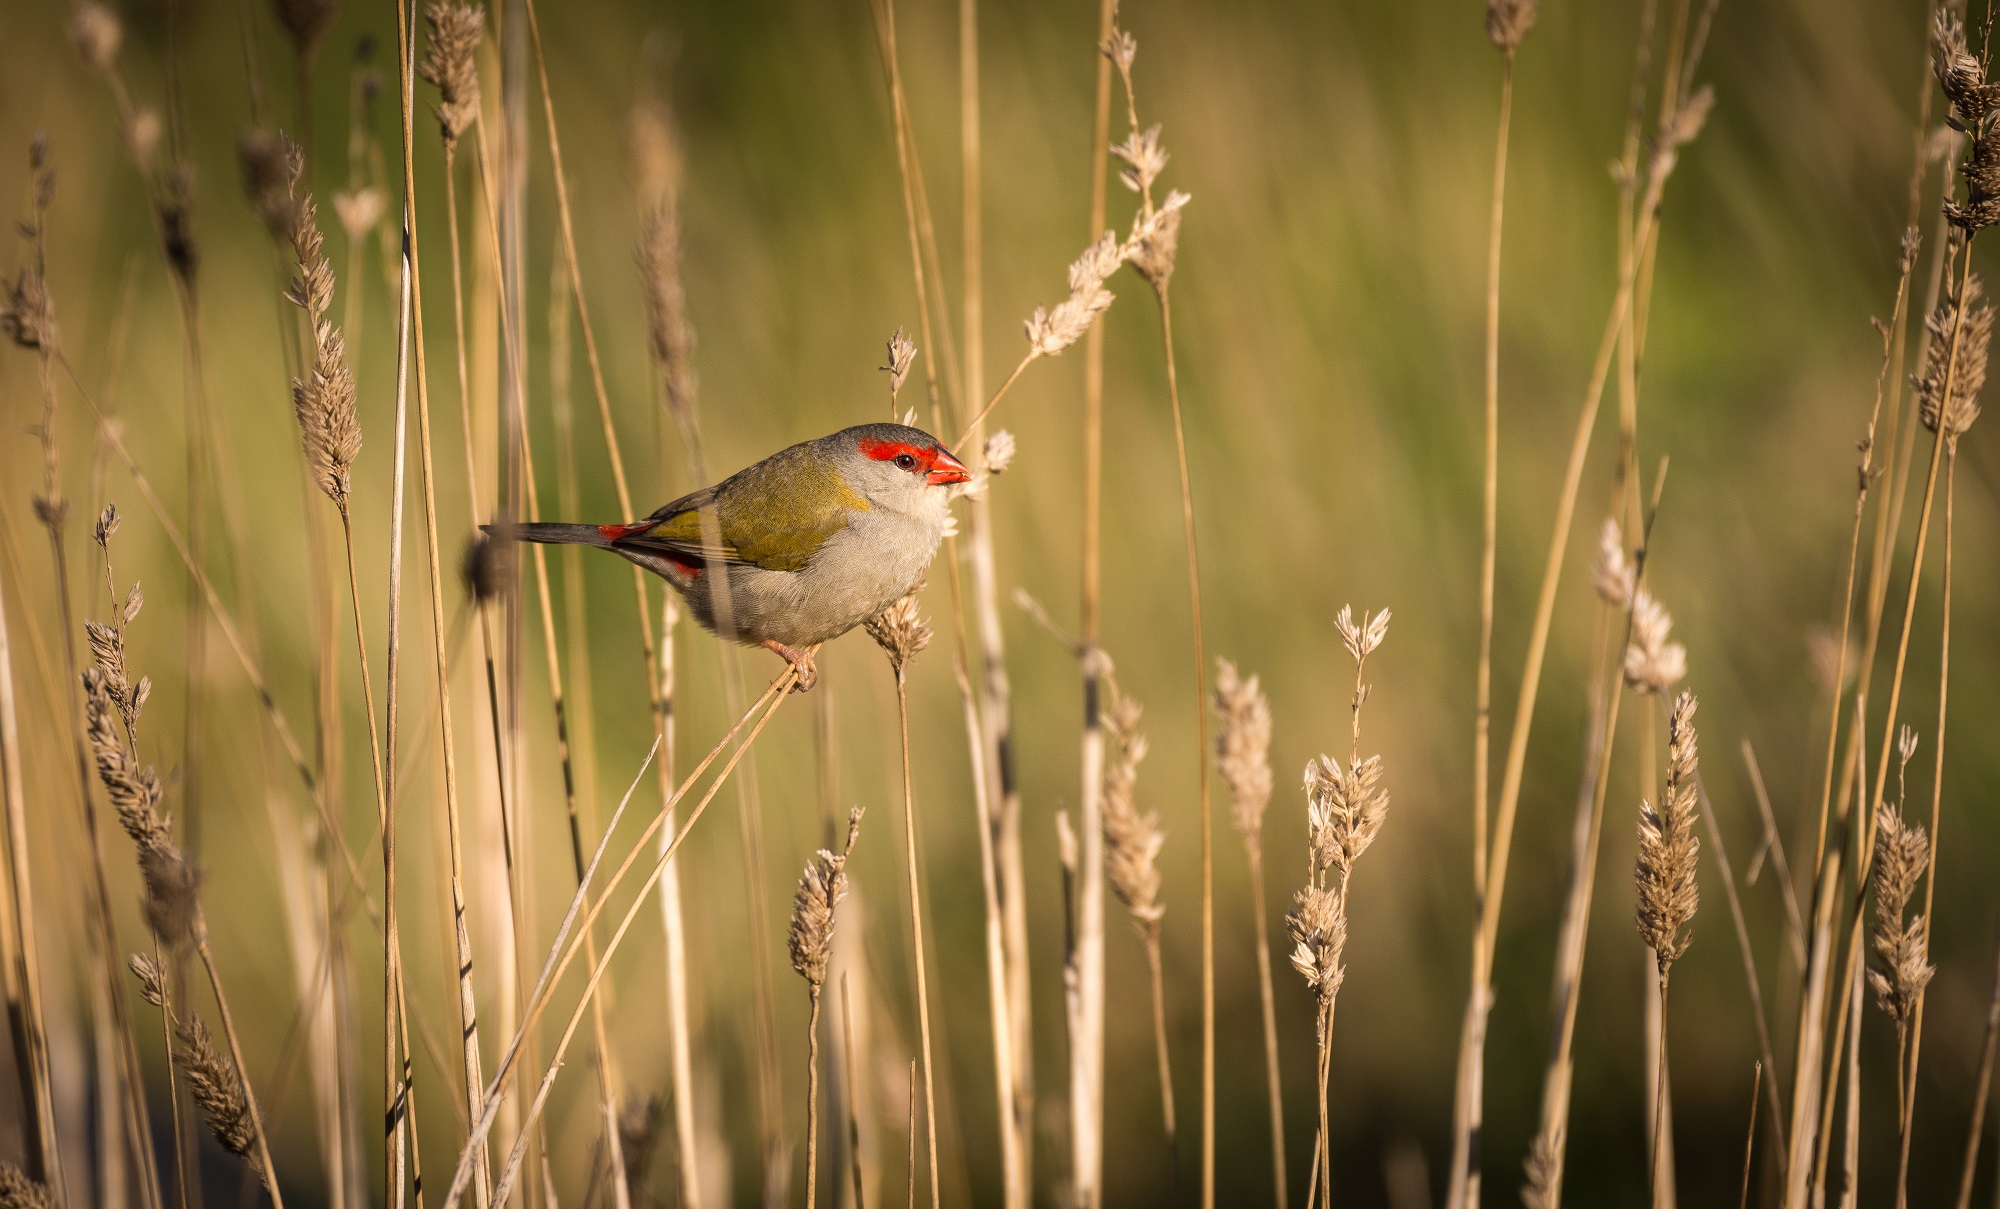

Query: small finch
[[490, 423, 970, 690]]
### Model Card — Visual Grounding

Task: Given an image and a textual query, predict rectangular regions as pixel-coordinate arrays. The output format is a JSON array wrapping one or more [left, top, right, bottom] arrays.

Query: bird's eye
[[894, 454, 918, 471]]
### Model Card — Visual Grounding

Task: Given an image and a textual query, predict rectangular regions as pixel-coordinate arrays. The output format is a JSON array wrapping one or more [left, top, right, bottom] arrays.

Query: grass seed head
[[0, 1164, 51, 1209], [68, 2, 123, 76], [1622, 588, 1687, 694], [865, 587, 931, 673], [638, 202, 697, 413], [1916, 272, 1990, 439], [1635, 691, 1701, 971], [1486, 0, 1538, 52], [883, 327, 916, 401], [178, 1016, 267, 1187], [1213, 658, 1274, 843], [1102, 693, 1165, 933], [421, 3, 486, 151]]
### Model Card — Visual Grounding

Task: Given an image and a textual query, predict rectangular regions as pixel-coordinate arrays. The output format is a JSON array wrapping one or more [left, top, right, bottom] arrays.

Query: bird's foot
[[762, 640, 820, 692]]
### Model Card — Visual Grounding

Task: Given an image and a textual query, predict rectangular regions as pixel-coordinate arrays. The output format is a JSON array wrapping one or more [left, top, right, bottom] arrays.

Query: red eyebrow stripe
[[858, 438, 934, 466]]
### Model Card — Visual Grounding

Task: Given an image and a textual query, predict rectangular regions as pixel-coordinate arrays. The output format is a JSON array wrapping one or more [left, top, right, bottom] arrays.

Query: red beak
[[926, 448, 972, 486]]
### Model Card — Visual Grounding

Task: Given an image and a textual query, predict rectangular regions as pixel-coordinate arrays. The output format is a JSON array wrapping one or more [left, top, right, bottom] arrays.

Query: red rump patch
[[598, 520, 649, 541]]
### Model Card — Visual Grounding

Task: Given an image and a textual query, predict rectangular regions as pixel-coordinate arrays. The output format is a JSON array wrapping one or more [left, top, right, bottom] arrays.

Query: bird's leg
[[761, 639, 821, 692]]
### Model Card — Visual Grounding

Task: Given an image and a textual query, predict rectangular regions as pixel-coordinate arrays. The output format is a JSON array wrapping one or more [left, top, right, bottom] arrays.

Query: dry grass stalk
[[1868, 731, 1932, 1051], [1896, 319, 1975, 1199], [1740, 1062, 1762, 1209], [7, 140, 160, 1209], [1472, 4, 1533, 1092], [283, 147, 364, 514], [1214, 657, 1286, 1206], [1788, 22, 1993, 1204], [791, 809, 865, 1209], [866, 589, 941, 1208], [1448, 45, 1714, 1204], [1954, 938, 2000, 1209], [393, 3, 491, 1202], [0, 520, 59, 1193], [864, 2, 1031, 1197], [630, 97, 706, 1209], [1290, 606, 1391, 1208], [481, 671, 798, 1207], [439, 669, 788, 1207], [1101, 688, 1177, 1180], [1098, 30, 1215, 1200], [1636, 690, 1700, 1208]]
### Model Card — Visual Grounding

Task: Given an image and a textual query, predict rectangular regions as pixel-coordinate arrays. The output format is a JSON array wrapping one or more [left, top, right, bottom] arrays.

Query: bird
[[488, 422, 971, 690]]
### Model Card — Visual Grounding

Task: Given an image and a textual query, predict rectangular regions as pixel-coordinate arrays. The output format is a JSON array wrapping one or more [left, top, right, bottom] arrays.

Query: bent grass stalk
[[440, 669, 790, 1206]]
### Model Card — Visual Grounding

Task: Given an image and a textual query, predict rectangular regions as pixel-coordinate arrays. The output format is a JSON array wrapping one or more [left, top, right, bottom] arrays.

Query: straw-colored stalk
[[524, 0, 786, 1191], [1954, 939, 2000, 1209], [457, 671, 795, 1208], [790, 810, 865, 1209], [1475, 0, 1533, 962], [863, 2, 1028, 1194], [1895, 270, 1982, 1203], [1740, 1062, 1762, 1209], [1790, 188, 1982, 1209], [395, 3, 492, 1202], [1291, 607, 1392, 1209], [840, 974, 868, 1209], [1075, 0, 1116, 1200], [6, 136, 158, 1209], [1635, 691, 1700, 1209], [515, 344, 636, 1209], [0, 511, 59, 1193], [1214, 659, 1284, 1207], [1101, 690, 1177, 1180], [864, 592, 942, 1209], [949, 4, 1037, 1198], [1692, 779, 1787, 1164], [1446, 75, 1713, 1209]]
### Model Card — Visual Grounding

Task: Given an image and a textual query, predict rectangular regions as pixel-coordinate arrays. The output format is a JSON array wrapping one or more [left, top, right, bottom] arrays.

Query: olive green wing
[[617, 443, 868, 573]]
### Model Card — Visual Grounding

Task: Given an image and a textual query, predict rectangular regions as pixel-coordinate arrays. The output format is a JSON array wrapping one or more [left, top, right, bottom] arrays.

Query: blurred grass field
[[2, 0, 1997, 1205]]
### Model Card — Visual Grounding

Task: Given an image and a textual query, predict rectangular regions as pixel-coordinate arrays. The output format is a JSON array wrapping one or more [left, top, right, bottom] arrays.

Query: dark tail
[[482, 521, 613, 547]]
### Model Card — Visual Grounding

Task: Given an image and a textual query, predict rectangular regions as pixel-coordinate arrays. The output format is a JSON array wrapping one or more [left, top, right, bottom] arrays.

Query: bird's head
[[834, 423, 972, 514]]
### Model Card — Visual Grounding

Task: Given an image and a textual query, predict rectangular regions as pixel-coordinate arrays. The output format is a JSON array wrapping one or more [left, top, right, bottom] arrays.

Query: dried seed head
[[629, 93, 685, 214], [94, 502, 120, 547], [1286, 883, 1347, 1003], [1806, 626, 1856, 698], [1521, 1131, 1563, 1209], [1934, 12, 2000, 126], [421, 3, 486, 151], [1026, 232, 1122, 357], [129, 953, 168, 1007], [1102, 693, 1165, 932], [159, 163, 199, 287], [1915, 273, 1990, 439], [1635, 691, 1701, 971], [333, 186, 386, 238], [125, 108, 163, 174], [1592, 516, 1634, 607], [1486, 0, 1538, 52], [982, 429, 1016, 474], [69, 2, 124, 76], [1112, 124, 1169, 197], [238, 127, 303, 238], [178, 1016, 267, 1188], [1622, 587, 1687, 694], [882, 327, 916, 401], [1213, 658, 1273, 843], [1099, 28, 1136, 75], [1867, 796, 1935, 1027], [1334, 605, 1390, 663], [2, 267, 55, 352], [0, 1164, 52, 1209], [638, 202, 697, 414], [787, 807, 861, 990], [273, 0, 337, 59], [283, 158, 362, 510], [618, 1095, 666, 1202], [1304, 753, 1389, 877], [86, 668, 197, 945], [864, 587, 930, 673], [1128, 190, 1187, 289]]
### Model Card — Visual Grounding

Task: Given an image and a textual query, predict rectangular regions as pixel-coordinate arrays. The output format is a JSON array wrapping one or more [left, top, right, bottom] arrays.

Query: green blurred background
[[2, 0, 1997, 1204]]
